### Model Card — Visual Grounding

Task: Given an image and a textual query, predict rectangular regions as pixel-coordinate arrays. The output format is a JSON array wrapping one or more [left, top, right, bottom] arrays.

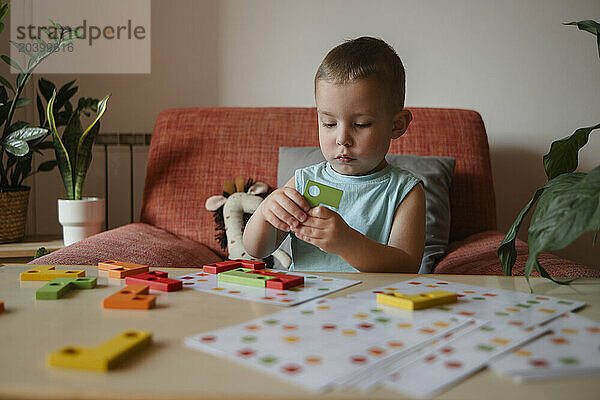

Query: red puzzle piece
[[233, 259, 266, 270], [125, 271, 182, 292], [203, 260, 242, 274], [248, 270, 304, 290]]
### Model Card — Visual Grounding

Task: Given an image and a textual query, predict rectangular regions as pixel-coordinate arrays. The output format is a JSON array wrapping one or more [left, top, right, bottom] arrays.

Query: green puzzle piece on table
[[218, 268, 276, 288], [303, 180, 343, 209], [36, 277, 97, 300]]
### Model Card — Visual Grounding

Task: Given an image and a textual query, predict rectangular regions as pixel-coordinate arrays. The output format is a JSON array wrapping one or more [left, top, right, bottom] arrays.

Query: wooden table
[[0, 264, 598, 400]]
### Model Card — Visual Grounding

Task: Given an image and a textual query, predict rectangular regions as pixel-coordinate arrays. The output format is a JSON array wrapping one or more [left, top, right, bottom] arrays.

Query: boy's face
[[315, 78, 411, 176]]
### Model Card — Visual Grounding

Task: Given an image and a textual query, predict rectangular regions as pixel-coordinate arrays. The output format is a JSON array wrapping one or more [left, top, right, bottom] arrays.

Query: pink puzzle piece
[[125, 271, 182, 292]]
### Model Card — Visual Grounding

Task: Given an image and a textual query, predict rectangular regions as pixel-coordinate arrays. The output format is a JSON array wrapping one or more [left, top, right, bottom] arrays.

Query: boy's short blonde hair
[[315, 36, 406, 112]]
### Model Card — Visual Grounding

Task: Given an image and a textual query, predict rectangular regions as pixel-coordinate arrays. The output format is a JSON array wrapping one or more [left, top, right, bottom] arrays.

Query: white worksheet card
[[185, 297, 473, 391], [176, 270, 360, 306], [347, 277, 585, 328]]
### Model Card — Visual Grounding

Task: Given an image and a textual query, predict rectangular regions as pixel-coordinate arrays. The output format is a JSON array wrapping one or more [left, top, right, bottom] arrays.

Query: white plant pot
[[58, 197, 105, 246]]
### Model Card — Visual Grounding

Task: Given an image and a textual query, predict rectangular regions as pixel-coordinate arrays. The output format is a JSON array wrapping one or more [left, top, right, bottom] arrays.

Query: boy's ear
[[391, 109, 413, 139]]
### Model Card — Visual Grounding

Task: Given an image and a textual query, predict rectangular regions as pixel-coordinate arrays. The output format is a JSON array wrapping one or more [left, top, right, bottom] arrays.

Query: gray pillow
[[277, 147, 455, 274]]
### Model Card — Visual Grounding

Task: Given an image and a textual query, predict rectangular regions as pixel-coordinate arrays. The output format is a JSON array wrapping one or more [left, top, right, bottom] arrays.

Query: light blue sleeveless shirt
[[290, 161, 421, 272]]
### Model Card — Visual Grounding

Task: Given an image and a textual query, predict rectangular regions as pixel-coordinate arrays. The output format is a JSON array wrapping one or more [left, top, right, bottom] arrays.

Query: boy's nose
[[336, 127, 352, 146]]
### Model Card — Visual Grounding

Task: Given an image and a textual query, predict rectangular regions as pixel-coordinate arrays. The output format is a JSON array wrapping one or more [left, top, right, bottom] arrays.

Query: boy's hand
[[259, 187, 310, 232], [293, 206, 355, 254]]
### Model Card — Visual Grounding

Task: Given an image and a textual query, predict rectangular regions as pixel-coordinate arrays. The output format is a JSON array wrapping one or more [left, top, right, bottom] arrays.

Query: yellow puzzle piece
[[20, 265, 85, 281], [376, 290, 457, 310], [47, 330, 152, 371]]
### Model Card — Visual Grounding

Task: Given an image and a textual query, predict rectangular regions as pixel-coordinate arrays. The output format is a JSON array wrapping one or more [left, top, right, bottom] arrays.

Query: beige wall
[[3, 0, 599, 268]]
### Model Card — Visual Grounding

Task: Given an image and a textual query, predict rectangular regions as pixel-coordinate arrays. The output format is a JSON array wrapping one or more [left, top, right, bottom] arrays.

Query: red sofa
[[31, 107, 598, 277]]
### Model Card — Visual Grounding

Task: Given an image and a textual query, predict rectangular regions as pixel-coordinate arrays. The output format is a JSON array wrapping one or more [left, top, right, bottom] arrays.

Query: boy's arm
[[243, 177, 309, 259], [293, 184, 426, 273]]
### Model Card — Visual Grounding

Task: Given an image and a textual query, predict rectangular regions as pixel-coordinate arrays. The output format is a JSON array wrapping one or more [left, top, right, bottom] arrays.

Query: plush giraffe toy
[[205, 176, 292, 269]]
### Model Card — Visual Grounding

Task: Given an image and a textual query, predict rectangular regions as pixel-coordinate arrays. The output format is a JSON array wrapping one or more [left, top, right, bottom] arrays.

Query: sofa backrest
[[141, 107, 496, 258]]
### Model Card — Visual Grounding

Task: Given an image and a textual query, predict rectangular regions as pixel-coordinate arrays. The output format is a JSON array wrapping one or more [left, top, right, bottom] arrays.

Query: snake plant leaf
[[36, 94, 45, 127], [62, 111, 82, 186], [564, 20, 600, 59], [48, 89, 74, 199], [73, 123, 99, 200], [543, 123, 600, 180], [73, 94, 110, 200], [498, 187, 545, 276]]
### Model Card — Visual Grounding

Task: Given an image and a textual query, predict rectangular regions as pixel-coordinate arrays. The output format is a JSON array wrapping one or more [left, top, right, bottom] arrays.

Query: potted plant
[[47, 88, 110, 246], [498, 20, 599, 288], [0, 3, 76, 242]]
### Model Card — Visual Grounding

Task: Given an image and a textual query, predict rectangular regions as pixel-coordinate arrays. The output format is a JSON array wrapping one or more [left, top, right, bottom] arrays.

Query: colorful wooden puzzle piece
[[235, 259, 266, 270], [20, 265, 85, 281], [103, 285, 156, 310], [377, 290, 457, 310], [47, 330, 152, 371], [303, 180, 343, 209], [203, 259, 266, 274], [98, 260, 149, 278], [247, 270, 304, 290], [125, 271, 182, 292], [36, 277, 97, 299], [203, 260, 243, 274], [218, 268, 276, 288]]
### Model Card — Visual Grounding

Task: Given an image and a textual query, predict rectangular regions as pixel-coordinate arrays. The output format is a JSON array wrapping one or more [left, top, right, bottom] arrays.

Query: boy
[[243, 36, 426, 273]]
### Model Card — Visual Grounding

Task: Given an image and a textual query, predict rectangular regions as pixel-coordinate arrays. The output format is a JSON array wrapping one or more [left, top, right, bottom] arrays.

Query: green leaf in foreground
[[564, 20, 600, 59], [498, 188, 545, 276], [543, 123, 600, 180], [524, 167, 600, 283]]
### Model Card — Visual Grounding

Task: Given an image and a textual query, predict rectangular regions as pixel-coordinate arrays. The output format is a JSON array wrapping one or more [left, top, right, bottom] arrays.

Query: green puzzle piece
[[218, 268, 275, 288], [303, 180, 343, 209], [36, 277, 97, 300]]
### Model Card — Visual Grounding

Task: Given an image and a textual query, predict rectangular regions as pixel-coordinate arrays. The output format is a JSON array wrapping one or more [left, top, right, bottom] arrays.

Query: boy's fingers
[[270, 203, 300, 229], [263, 210, 290, 232], [308, 206, 331, 218], [262, 204, 293, 232], [294, 225, 324, 239], [283, 188, 311, 212], [297, 216, 326, 229], [277, 194, 307, 223]]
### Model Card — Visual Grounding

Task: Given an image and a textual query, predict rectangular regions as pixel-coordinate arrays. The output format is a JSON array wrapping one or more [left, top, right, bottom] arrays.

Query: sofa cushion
[[277, 146, 455, 274], [434, 230, 600, 277], [141, 107, 496, 258], [29, 223, 222, 268]]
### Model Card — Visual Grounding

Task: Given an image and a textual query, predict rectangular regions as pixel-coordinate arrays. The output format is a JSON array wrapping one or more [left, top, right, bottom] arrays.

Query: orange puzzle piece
[[102, 285, 156, 310], [0, 301, 4, 313], [98, 261, 149, 279]]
